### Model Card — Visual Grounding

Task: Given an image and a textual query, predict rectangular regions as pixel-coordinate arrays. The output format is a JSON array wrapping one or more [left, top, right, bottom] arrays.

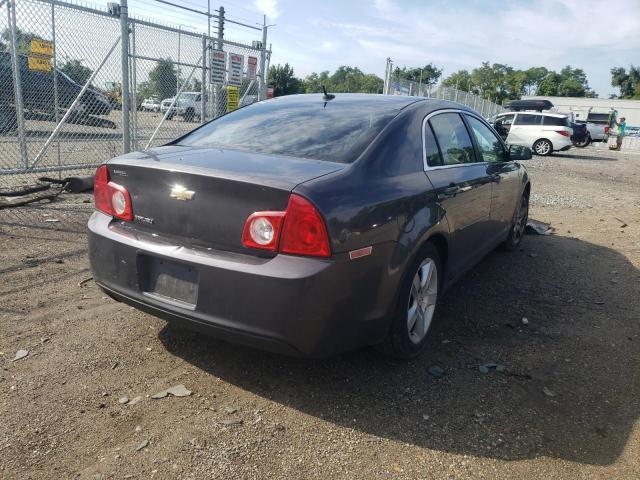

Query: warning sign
[[31, 38, 53, 57], [247, 56, 257, 81], [210, 49, 226, 85], [226, 85, 239, 112], [28, 56, 52, 72], [227, 53, 244, 86]]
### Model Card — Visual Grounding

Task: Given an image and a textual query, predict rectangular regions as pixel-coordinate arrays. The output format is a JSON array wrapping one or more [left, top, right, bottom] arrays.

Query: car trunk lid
[[105, 145, 344, 253]]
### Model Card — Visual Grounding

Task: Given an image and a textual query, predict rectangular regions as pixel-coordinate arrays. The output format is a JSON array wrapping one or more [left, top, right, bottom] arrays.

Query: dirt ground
[[1, 144, 639, 479]]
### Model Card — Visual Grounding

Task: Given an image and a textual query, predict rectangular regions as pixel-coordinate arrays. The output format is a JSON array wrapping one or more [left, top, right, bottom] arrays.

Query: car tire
[[573, 135, 591, 148], [184, 108, 195, 122], [379, 242, 442, 359], [501, 190, 529, 251], [532, 138, 553, 156]]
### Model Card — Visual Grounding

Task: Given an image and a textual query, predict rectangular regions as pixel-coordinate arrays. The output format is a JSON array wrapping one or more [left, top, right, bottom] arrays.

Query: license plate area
[[138, 255, 199, 310]]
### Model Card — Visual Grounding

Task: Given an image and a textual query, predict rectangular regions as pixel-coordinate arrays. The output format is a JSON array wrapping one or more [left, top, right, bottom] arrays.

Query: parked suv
[[489, 111, 572, 156], [174, 92, 208, 122]]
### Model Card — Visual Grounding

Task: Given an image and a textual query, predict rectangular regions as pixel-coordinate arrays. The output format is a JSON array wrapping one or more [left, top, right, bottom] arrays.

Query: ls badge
[[170, 185, 195, 201]]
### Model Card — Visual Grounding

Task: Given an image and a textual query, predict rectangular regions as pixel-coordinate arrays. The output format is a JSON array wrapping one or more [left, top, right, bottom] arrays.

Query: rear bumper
[[87, 212, 397, 357]]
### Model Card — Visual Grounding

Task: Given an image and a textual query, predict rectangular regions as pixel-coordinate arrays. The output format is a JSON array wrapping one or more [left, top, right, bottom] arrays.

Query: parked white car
[[141, 97, 160, 112], [489, 111, 573, 156], [174, 92, 208, 122]]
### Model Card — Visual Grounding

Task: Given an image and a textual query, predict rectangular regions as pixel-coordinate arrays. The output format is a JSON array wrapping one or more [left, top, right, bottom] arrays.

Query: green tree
[[442, 70, 472, 91], [303, 71, 331, 93], [611, 66, 640, 99], [523, 67, 548, 95], [392, 63, 442, 87], [268, 63, 304, 96], [1, 28, 45, 54], [60, 59, 93, 85], [136, 58, 177, 100]]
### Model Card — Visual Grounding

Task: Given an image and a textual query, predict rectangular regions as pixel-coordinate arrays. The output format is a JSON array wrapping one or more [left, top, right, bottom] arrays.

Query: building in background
[[523, 96, 640, 127]]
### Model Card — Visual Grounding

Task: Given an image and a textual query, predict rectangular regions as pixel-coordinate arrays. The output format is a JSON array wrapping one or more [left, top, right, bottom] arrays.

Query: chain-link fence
[[384, 76, 506, 119], [0, 0, 269, 206]]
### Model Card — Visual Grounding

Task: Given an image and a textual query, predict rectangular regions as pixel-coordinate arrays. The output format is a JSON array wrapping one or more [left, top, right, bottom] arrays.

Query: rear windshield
[[542, 116, 569, 126], [176, 95, 403, 163]]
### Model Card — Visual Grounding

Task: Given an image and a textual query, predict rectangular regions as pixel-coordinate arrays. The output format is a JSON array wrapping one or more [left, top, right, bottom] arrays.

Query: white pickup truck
[[576, 112, 612, 142]]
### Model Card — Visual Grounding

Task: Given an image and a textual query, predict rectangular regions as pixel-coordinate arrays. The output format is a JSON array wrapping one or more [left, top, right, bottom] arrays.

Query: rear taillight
[[605, 126, 610, 134], [556, 130, 570, 137], [241, 211, 285, 251], [241, 194, 331, 258], [93, 165, 133, 221]]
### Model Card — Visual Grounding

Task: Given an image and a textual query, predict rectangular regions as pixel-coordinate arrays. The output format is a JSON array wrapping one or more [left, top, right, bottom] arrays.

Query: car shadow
[[553, 152, 618, 161], [158, 232, 640, 465]]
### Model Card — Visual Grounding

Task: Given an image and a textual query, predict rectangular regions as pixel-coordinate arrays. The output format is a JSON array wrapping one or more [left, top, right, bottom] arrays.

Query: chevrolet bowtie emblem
[[170, 185, 195, 201]]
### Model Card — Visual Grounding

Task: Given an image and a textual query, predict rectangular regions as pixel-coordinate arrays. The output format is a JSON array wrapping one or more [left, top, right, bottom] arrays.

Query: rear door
[[464, 114, 521, 239], [423, 111, 494, 275], [492, 113, 515, 142]]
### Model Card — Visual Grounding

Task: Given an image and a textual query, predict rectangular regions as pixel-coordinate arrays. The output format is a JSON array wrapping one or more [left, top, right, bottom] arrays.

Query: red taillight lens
[[93, 165, 133, 221], [241, 211, 285, 251], [605, 126, 610, 134], [556, 130, 570, 137], [280, 194, 331, 257], [241, 194, 331, 257]]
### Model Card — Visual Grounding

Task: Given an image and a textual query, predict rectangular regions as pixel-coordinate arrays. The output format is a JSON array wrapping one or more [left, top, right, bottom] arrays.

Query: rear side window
[[423, 123, 442, 167], [542, 116, 569, 126], [429, 113, 476, 165], [514, 114, 542, 125]]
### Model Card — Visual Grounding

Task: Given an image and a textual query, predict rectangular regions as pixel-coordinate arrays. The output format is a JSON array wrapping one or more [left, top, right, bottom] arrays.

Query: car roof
[[267, 93, 476, 116]]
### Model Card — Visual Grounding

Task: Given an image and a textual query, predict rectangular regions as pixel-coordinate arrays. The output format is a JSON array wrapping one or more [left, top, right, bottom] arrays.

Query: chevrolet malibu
[[88, 94, 532, 358]]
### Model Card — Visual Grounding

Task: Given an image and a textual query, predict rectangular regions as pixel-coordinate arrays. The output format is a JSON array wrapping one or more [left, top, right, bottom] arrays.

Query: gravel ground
[[1, 145, 639, 479]]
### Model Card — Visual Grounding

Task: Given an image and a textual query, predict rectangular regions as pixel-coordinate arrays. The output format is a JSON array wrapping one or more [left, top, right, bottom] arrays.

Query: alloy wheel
[[407, 258, 438, 344], [534, 140, 551, 155], [513, 194, 529, 242]]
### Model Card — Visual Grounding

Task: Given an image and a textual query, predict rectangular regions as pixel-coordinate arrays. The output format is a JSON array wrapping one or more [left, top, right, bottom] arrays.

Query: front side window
[[514, 114, 542, 126], [429, 113, 476, 166], [465, 115, 507, 163]]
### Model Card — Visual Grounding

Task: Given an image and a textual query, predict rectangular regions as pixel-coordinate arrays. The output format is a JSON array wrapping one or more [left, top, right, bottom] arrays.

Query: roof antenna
[[322, 85, 335, 101]]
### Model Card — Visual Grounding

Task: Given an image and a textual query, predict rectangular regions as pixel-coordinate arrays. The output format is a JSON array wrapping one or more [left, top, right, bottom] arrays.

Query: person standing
[[615, 116, 627, 150]]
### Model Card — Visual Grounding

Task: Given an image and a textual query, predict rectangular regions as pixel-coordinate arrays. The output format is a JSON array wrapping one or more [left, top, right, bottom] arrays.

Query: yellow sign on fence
[[226, 85, 239, 112], [30, 38, 54, 57], [28, 56, 52, 72]]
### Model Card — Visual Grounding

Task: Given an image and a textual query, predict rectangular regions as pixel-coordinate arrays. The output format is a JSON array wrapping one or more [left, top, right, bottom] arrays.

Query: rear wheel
[[501, 191, 529, 251], [573, 134, 591, 148], [184, 108, 195, 122], [533, 138, 553, 156], [380, 243, 441, 358]]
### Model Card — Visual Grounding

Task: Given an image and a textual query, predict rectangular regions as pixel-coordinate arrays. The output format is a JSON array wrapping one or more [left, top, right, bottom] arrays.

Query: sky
[[128, 0, 640, 97]]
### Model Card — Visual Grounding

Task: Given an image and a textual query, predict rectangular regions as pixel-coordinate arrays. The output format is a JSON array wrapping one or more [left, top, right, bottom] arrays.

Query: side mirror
[[509, 145, 532, 161]]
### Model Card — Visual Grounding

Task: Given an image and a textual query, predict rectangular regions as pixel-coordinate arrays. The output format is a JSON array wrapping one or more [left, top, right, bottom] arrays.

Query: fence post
[[214, 6, 224, 117], [201, 34, 207, 123], [130, 22, 137, 150], [120, 0, 131, 153], [259, 15, 268, 101], [7, 0, 28, 167], [51, 1, 61, 175]]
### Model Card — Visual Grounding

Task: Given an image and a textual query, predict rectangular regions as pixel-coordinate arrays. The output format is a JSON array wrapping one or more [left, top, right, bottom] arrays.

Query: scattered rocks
[[218, 418, 243, 426], [543, 386, 556, 397], [12, 349, 29, 362], [151, 384, 192, 399], [224, 406, 238, 414], [118, 396, 130, 405], [127, 396, 143, 406], [521, 317, 529, 325], [136, 439, 149, 451]]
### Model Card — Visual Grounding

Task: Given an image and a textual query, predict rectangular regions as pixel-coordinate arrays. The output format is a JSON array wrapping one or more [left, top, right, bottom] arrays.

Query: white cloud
[[253, 0, 281, 20]]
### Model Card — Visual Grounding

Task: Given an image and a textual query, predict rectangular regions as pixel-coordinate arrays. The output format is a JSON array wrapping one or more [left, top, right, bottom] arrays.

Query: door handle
[[443, 185, 460, 196]]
